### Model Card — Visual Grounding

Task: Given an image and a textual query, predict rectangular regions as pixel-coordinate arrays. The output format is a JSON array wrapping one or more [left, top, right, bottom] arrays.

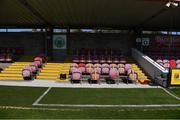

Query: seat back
[[176, 63, 180, 68], [85, 63, 94, 74], [125, 64, 132, 71], [109, 68, 119, 79], [30, 64, 37, 73], [128, 72, 138, 81], [91, 68, 101, 80], [71, 68, 82, 80], [169, 59, 176, 69], [101, 64, 110, 74], [163, 59, 169, 64], [22, 66, 32, 77], [110, 64, 118, 69], [176, 60, 180, 64], [118, 64, 125, 68], [79, 63, 86, 73], [163, 63, 170, 68], [94, 64, 101, 68], [119, 67, 125, 74]]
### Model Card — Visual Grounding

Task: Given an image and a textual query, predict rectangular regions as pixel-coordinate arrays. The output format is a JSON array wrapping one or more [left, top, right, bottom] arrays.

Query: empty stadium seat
[[79, 63, 86, 73], [128, 71, 138, 82], [109, 68, 119, 80], [119, 67, 125, 74], [163, 59, 169, 64], [163, 63, 170, 68], [85, 63, 94, 74], [30, 63, 38, 75], [169, 59, 176, 68], [71, 68, 82, 82], [101, 64, 110, 74], [90, 68, 101, 82], [176, 60, 180, 64], [22, 66, 33, 80], [125, 64, 132, 71], [176, 63, 180, 68]]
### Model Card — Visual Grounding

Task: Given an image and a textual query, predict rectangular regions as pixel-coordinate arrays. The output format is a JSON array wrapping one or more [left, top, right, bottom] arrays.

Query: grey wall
[[68, 33, 135, 55], [0, 32, 46, 56]]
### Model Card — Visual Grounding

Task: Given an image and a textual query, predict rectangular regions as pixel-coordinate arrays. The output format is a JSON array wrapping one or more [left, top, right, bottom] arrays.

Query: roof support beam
[[18, 0, 51, 26]]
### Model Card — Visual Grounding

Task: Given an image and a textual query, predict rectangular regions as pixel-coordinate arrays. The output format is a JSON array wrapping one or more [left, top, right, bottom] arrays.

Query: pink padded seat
[[109, 68, 119, 79], [71, 68, 82, 80], [101, 64, 110, 74]]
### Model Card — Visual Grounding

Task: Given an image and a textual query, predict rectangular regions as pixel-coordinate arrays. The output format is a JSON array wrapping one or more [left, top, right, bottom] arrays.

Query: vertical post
[[166, 68, 171, 88], [45, 28, 53, 60], [67, 28, 70, 55], [134, 29, 142, 51]]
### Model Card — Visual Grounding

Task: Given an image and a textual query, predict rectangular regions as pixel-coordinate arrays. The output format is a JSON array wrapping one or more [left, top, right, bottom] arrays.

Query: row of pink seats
[[22, 54, 48, 80], [73, 55, 126, 64], [70, 63, 134, 74], [70, 63, 138, 82], [156, 59, 180, 68]]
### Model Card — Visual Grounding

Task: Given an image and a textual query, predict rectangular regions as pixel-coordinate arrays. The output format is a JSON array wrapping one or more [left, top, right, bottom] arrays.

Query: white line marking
[[160, 87, 180, 100], [33, 104, 180, 108], [32, 87, 51, 105], [32, 87, 180, 108]]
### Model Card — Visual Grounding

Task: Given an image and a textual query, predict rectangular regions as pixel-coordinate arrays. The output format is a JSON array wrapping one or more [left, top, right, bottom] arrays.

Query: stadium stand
[[70, 55, 150, 84], [0, 54, 47, 81]]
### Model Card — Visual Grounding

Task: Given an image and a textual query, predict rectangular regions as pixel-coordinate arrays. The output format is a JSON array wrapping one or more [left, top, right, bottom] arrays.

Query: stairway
[[127, 58, 150, 84], [131, 64, 150, 84], [0, 62, 31, 80], [36, 63, 70, 82]]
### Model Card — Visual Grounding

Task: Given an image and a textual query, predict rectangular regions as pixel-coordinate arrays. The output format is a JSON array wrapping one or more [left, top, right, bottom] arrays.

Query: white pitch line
[[32, 87, 180, 108], [33, 103, 180, 108], [32, 87, 52, 105], [160, 87, 180, 100]]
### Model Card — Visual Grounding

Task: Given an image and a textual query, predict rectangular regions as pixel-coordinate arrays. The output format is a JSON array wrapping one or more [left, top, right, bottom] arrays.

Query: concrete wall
[[0, 32, 46, 56], [68, 33, 135, 55]]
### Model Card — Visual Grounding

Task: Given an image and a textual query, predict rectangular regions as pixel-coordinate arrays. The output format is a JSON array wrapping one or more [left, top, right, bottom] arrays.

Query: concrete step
[[36, 76, 58, 80], [38, 73, 59, 76], [40, 70, 61, 73], [0, 74, 22, 77], [0, 76, 23, 80], [1, 71, 22, 74], [42, 68, 62, 70]]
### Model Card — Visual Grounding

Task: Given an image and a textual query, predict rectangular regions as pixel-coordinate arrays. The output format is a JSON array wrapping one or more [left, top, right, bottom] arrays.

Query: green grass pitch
[[0, 86, 180, 119]]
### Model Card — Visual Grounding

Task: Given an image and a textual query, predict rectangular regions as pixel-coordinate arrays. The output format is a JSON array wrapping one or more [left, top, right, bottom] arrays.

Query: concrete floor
[[0, 79, 158, 88]]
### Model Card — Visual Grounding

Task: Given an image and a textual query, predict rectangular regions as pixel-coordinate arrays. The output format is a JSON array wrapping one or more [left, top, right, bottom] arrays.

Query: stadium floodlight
[[166, 1, 179, 8]]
